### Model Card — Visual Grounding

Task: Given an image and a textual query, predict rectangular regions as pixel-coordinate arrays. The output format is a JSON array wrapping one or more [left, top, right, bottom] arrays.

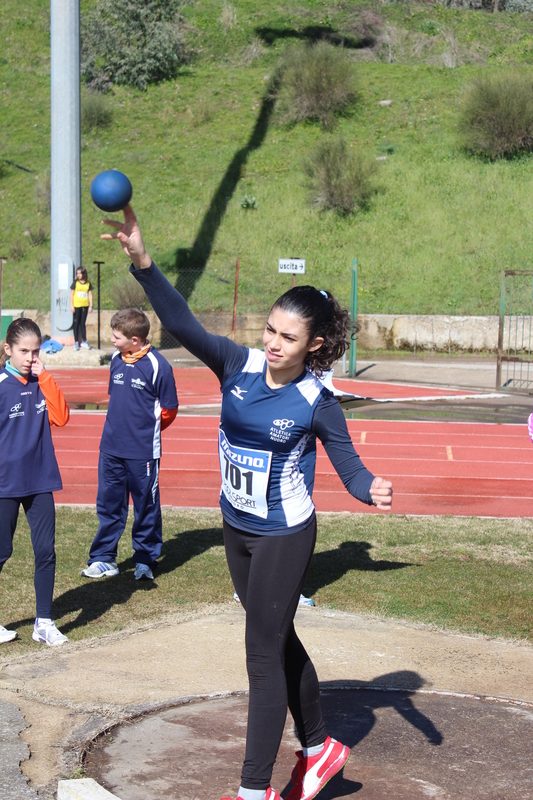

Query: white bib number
[[218, 430, 272, 519]]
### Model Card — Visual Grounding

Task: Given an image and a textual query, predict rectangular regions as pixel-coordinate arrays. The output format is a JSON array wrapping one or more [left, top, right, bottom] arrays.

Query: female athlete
[[101, 206, 393, 800]]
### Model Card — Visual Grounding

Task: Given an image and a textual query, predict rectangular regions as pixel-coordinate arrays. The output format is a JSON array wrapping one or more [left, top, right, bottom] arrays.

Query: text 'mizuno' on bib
[[218, 429, 272, 518]]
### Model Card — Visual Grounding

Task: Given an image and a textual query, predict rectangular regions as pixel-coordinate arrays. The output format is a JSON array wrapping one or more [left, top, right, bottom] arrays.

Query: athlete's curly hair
[[0, 318, 42, 368], [271, 285, 357, 376]]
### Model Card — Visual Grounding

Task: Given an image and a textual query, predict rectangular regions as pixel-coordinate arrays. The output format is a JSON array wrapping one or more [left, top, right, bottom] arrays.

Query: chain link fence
[[496, 270, 533, 393]]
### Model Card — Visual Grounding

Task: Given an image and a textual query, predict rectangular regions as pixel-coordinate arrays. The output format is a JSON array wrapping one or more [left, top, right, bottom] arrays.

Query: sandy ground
[[1, 604, 533, 798]]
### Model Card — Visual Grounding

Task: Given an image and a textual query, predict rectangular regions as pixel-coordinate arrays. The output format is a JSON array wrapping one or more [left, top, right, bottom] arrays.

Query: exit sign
[[278, 258, 305, 274]]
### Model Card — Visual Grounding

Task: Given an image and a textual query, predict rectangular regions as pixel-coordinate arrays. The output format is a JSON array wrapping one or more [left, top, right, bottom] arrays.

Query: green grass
[[2, 1, 533, 315], [1, 507, 531, 657]]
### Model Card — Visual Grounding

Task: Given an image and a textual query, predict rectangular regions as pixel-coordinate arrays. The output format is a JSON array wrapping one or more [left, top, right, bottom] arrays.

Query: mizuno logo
[[230, 385, 248, 400]]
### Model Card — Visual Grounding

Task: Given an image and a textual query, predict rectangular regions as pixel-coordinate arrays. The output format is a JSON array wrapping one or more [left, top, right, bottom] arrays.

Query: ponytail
[[271, 285, 357, 376]]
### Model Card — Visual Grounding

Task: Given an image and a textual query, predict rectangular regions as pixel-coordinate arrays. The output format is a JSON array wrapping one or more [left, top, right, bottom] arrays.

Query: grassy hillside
[[2, 0, 533, 315]]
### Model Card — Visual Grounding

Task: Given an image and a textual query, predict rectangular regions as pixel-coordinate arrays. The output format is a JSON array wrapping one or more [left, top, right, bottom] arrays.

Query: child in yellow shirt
[[70, 266, 93, 350]]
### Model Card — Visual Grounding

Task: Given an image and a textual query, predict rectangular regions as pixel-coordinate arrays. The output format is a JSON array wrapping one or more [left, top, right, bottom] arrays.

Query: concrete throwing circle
[[84, 688, 533, 800]]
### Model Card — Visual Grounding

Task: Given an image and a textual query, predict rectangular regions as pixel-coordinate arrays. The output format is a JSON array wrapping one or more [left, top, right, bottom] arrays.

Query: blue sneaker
[[81, 561, 119, 578], [134, 563, 154, 581]]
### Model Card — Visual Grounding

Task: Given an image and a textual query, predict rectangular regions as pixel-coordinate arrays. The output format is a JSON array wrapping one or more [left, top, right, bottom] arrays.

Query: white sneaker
[[81, 560, 119, 578], [134, 563, 154, 580], [0, 624, 17, 643], [232, 592, 314, 607], [32, 619, 68, 646], [299, 594, 315, 607], [74, 341, 80, 351], [81, 340, 91, 350]]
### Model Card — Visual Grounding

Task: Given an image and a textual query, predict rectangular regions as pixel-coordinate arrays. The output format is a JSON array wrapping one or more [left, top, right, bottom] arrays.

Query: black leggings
[[223, 517, 327, 790], [73, 306, 88, 343], [0, 494, 56, 619]]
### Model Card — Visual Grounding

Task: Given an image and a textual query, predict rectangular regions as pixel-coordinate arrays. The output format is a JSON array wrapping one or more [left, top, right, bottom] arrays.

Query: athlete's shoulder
[[295, 370, 331, 407], [0, 369, 9, 389], [242, 348, 265, 374]]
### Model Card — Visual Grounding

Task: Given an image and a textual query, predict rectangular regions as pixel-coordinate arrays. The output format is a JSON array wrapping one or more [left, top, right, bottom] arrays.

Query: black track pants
[[0, 493, 56, 618], [73, 306, 88, 343], [223, 517, 327, 790]]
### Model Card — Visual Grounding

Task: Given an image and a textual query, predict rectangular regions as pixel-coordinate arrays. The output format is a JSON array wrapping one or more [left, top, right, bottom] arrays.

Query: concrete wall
[[3, 309, 529, 353], [16, 309, 266, 350], [356, 314, 502, 353]]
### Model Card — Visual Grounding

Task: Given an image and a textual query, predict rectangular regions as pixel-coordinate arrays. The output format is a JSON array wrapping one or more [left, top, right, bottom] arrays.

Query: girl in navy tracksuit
[[0, 318, 70, 646], [101, 206, 393, 800]]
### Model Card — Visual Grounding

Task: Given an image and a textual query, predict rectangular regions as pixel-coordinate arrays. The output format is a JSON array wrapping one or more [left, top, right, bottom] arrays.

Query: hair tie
[[320, 290, 328, 299]]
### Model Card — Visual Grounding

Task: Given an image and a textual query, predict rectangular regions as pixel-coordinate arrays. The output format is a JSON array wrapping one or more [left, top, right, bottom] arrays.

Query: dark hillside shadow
[[303, 540, 415, 596], [156, 22, 375, 301], [158, 75, 282, 299], [255, 25, 377, 50]]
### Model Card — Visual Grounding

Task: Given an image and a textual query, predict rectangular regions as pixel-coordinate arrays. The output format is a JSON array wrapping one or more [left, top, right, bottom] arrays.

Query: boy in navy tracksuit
[[82, 309, 178, 581]]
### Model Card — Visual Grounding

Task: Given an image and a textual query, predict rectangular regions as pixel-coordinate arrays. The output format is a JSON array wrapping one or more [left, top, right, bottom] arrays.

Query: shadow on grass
[[155, 23, 374, 305], [5, 536, 412, 637], [157, 74, 282, 300], [9, 527, 224, 636], [303, 540, 415, 597]]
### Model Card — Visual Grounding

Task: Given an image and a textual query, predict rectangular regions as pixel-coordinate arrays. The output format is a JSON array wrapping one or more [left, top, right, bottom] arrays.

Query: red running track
[[52, 413, 533, 518], [48, 367, 472, 409]]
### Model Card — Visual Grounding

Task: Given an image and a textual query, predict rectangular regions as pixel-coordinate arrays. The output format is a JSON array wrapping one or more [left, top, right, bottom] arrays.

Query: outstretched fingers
[[102, 218, 124, 230]]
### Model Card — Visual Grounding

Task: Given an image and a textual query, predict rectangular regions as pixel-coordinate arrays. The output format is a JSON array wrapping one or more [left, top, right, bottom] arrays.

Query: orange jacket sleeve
[[38, 370, 70, 427], [161, 406, 178, 430]]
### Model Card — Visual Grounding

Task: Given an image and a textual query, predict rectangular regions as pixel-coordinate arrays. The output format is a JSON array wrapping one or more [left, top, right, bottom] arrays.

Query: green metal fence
[[496, 270, 533, 393]]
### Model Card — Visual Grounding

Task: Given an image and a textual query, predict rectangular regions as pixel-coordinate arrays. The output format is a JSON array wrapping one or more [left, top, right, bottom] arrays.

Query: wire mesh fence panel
[[496, 270, 533, 393]]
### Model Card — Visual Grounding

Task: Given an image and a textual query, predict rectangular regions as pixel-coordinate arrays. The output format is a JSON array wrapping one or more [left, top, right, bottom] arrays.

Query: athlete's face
[[76, 269, 85, 282], [263, 308, 323, 385], [4, 334, 41, 376], [111, 328, 142, 354]]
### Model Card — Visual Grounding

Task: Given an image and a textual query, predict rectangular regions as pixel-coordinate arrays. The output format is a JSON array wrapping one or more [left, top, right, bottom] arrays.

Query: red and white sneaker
[[221, 788, 282, 800], [284, 736, 350, 800]]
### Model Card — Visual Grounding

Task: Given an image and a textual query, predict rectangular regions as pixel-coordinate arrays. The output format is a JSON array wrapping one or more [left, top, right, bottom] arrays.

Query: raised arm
[[312, 395, 392, 511], [101, 205, 246, 382]]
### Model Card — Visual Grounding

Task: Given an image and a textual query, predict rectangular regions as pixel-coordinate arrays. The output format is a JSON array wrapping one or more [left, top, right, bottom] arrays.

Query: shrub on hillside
[[459, 73, 533, 159], [274, 42, 358, 131], [304, 139, 378, 216], [28, 224, 48, 247], [35, 172, 51, 215], [81, 0, 187, 92], [39, 255, 50, 275], [81, 94, 113, 132], [9, 239, 26, 261]]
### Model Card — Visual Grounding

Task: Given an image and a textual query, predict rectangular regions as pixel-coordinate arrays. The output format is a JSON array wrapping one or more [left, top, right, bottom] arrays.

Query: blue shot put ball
[[90, 169, 133, 213]]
